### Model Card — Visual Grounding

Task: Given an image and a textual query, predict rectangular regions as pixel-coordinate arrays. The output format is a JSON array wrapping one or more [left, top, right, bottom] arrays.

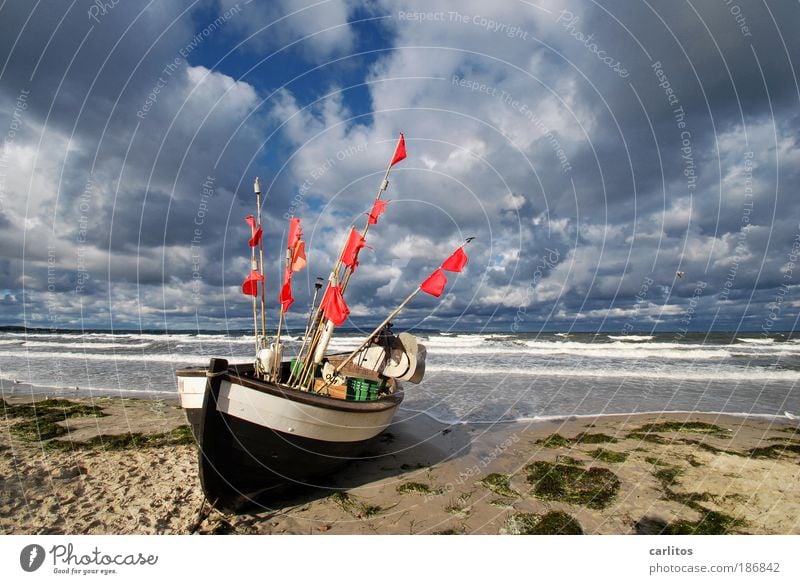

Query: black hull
[[187, 359, 401, 512]]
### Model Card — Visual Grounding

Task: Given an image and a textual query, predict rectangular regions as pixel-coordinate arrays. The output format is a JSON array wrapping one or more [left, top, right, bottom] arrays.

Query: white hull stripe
[[217, 380, 398, 443]]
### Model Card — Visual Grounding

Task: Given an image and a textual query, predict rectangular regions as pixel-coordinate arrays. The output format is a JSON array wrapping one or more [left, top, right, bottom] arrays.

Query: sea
[[1, 330, 798, 424]]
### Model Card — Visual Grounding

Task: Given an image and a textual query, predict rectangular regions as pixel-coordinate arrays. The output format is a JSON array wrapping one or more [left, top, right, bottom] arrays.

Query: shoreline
[[1, 394, 799, 535], [4, 376, 796, 425]]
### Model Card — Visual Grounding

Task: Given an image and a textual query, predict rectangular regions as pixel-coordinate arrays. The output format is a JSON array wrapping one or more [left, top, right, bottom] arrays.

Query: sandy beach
[[1, 393, 799, 535]]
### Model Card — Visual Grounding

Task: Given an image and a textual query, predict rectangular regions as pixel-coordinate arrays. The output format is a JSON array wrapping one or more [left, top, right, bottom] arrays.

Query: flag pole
[[327, 237, 474, 383], [272, 245, 291, 381], [340, 134, 403, 294], [293, 229, 351, 390], [287, 276, 324, 387], [255, 177, 267, 353], [328, 286, 421, 381], [250, 250, 259, 355]]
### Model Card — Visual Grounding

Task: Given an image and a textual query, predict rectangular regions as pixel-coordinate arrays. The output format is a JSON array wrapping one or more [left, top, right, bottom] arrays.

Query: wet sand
[[1, 394, 799, 535]]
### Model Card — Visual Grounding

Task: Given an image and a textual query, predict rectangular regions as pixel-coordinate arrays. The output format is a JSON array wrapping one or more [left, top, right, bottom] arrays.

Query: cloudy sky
[[1, 0, 798, 333]]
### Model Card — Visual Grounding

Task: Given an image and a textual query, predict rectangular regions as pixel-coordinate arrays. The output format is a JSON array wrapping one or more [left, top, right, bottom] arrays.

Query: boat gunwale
[[177, 363, 403, 413]]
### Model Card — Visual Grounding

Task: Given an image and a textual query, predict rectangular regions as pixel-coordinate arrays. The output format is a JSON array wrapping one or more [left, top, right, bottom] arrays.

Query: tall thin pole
[[322, 286, 421, 387], [255, 177, 267, 350]]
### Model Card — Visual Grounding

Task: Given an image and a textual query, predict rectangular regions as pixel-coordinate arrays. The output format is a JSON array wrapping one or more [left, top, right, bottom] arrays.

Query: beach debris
[[501, 511, 584, 535], [525, 460, 620, 509], [785, 411, 798, 421]]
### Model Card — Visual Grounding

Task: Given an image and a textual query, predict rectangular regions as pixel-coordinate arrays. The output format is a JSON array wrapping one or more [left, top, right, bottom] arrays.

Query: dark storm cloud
[[2, 0, 800, 332]]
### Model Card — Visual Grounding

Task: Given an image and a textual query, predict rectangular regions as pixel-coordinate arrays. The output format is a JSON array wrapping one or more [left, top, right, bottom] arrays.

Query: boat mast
[[255, 177, 267, 352]]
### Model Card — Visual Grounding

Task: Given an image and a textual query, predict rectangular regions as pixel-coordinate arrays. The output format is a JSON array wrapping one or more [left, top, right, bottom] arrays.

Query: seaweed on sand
[[589, 448, 628, 463], [502, 511, 584, 535], [2, 398, 106, 442], [328, 492, 383, 518], [45, 425, 194, 451], [477, 473, 518, 498], [396, 482, 441, 496], [525, 461, 620, 509]]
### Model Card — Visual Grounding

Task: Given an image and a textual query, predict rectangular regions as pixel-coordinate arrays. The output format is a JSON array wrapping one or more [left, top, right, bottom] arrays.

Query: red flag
[[287, 217, 302, 250], [441, 246, 468, 272], [389, 133, 406, 166], [368, 198, 387, 225], [241, 270, 264, 296], [291, 240, 306, 273], [245, 215, 262, 247], [420, 268, 447, 297], [320, 284, 349, 326], [280, 272, 294, 312], [342, 228, 366, 269]]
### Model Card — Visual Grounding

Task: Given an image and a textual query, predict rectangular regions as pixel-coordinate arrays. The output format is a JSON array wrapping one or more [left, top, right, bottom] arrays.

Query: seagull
[[676, 271, 685, 278], [785, 411, 798, 421]]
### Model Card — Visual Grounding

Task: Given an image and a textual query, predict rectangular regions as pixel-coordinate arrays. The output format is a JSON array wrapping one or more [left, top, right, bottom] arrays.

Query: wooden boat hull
[[176, 359, 402, 511]]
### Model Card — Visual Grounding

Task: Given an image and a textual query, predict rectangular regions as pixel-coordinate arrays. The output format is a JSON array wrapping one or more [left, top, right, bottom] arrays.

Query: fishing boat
[[175, 135, 471, 511]]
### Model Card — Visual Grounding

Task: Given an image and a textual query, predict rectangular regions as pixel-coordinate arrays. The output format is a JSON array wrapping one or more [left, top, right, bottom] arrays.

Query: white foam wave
[[0, 350, 227, 365], [736, 338, 775, 345], [22, 341, 154, 349], [425, 364, 800, 381], [607, 335, 654, 341], [433, 346, 731, 359]]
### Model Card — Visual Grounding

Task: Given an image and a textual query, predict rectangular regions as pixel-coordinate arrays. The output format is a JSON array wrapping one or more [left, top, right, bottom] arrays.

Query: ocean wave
[[0, 350, 227, 365], [22, 341, 154, 349], [432, 346, 731, 359], [425, 364, 800, 381], [607, 335, 654, 341], [736, 338, 775, 345]]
